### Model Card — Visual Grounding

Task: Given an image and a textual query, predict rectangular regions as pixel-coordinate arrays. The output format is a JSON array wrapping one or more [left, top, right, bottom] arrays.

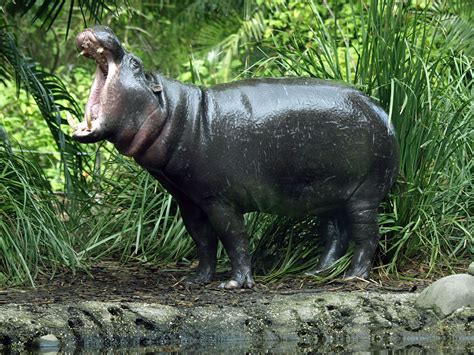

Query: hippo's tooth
[[77, 50, 86, 57], [86, 110, 92, 130], [96, 47, 104, 54], [66, 112, 78, 129]]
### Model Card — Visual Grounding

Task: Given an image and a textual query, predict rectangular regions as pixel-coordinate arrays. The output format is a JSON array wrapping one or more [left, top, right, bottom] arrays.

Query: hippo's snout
[[76, 26, 125, 63]]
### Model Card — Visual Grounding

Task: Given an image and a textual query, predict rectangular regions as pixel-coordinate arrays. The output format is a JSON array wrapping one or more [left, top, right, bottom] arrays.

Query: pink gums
[[85, 65, 106, 121]]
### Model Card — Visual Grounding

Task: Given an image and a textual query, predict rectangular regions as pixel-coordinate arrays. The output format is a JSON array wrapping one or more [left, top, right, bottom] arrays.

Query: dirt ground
[[0, 261, 433, 307]]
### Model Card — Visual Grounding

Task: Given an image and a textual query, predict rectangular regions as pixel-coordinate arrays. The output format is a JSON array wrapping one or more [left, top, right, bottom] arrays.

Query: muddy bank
[[1, 263, 472, 352], [0, 292, 472, 352]]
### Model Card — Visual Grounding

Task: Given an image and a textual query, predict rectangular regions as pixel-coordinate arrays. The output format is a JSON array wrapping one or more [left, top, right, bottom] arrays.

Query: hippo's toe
[[219, 274, 255, 289]]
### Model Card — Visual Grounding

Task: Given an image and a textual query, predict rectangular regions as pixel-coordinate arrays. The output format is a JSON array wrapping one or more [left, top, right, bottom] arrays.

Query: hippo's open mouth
[[78, 30, 116, 127], [71, 27, 123, 141]]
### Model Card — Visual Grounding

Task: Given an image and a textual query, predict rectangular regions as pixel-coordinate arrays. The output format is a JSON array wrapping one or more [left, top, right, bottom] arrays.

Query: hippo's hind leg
[[344, 204, 380, 279], [344, 178, 385, 279], [202, 202, 255, 289], [307, 212, 349, 275], [178, 201, 218, 284]]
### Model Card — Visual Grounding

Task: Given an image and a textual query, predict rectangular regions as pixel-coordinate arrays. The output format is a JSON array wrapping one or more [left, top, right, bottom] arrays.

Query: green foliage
[[0, 0, 119, 286], [0, 26, 85, 194], [0, 144, 80, 285], [0, 83, 63, 187], [71, 153, 196, 265]]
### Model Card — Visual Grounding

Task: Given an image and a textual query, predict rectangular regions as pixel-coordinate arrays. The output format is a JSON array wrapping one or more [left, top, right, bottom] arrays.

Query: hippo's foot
[[343, 263, 371, 280], [306, 214, 349, 277], [184, 269, 214, 284], [219, 272, 255, 289]]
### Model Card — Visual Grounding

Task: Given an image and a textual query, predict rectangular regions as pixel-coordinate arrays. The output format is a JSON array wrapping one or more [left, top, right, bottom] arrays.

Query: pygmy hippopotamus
[[70, 26, 399, 289]]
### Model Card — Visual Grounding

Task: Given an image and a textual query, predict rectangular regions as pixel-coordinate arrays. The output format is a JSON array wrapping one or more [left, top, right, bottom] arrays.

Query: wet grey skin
[[72, 26, 399, 289]]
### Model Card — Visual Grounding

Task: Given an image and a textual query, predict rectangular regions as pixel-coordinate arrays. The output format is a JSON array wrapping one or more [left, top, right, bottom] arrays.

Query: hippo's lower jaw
[[71, 110, 109, 144], [72, 123, 104, 143]]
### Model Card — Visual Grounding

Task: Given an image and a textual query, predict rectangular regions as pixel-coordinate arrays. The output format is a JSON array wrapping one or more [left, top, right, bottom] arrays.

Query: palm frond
[[430, 0, 474, 56], [5, 0, 120, 38], [0, 25, 84, 193], [171, 0, 246, 26], [194, 8, 266, 81]]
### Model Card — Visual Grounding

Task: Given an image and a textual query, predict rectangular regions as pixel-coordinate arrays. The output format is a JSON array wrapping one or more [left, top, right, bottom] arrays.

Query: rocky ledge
[[1, 292, 472, 352]]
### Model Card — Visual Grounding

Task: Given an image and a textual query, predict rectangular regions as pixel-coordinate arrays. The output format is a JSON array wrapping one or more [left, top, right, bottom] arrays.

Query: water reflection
[[4, 337, 471, 354]]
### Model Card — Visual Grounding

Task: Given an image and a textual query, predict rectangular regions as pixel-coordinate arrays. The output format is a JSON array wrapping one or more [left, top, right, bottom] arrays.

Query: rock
[[468, 262, 474, 276], [0, 294, 472, 352], [415, 274, 474, 316], [31, 334, 59, 349]]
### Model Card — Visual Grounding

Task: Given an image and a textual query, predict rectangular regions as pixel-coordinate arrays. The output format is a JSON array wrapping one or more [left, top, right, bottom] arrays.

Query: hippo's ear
[[150, 82, 165, 108], [150, 83, 163, 94]]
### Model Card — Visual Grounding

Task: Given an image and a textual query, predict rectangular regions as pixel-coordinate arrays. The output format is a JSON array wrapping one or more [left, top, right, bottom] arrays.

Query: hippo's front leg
[[178, 201, 218, 283], [202, 202, 255, 289]]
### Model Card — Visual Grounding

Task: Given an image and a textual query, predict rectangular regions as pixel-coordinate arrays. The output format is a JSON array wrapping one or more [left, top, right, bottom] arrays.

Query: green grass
[[67, 150, 196, 265], [0, 144, 80, 286]]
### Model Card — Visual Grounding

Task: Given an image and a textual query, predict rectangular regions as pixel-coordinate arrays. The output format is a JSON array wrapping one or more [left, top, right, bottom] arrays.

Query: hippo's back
[[204, 77, 396, 167], [208, 78, 366, 123]]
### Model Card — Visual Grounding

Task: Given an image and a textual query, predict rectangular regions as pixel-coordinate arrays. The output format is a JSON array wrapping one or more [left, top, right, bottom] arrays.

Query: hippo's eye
[[129, 57, 141, 72]]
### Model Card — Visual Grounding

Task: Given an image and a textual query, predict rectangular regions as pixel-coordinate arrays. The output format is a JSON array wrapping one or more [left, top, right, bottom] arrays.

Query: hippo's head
[[71, 26, 164, 148]]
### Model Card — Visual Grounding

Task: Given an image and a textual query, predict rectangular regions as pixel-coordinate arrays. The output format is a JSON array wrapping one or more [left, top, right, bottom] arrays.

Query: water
[[3, 336, 471, 354]]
